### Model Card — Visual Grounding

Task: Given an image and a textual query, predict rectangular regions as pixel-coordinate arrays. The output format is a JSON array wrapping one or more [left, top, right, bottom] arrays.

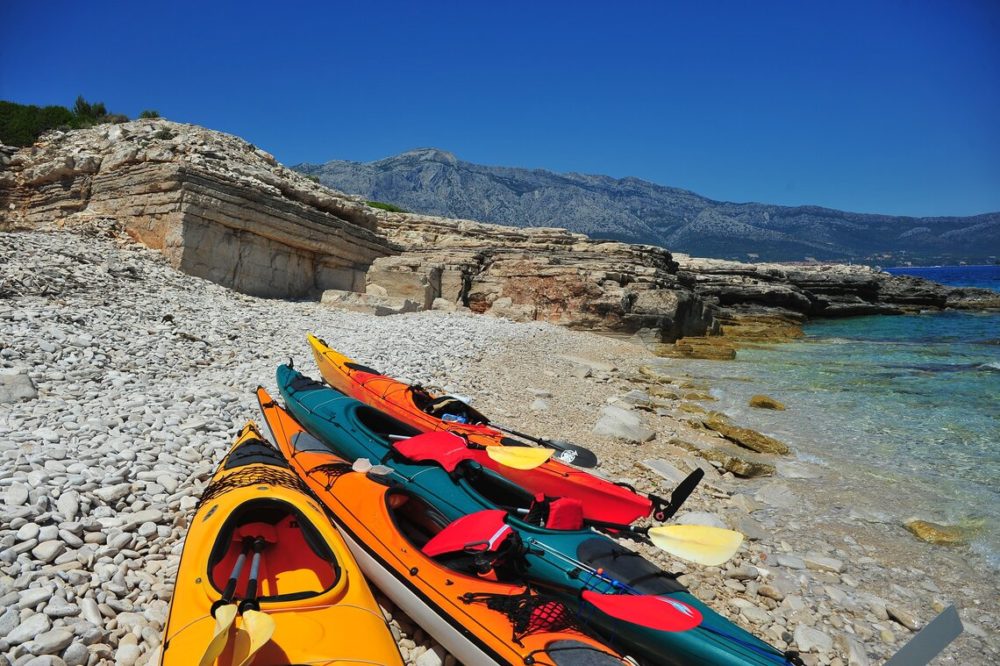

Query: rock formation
[[0, 121, 395, 298], [3, 121, 996, 347], [366, 212, 715, 340]]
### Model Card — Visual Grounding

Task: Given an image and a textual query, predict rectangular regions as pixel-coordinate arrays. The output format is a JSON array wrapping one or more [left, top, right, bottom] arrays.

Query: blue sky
[[2, 1, 998, 217]]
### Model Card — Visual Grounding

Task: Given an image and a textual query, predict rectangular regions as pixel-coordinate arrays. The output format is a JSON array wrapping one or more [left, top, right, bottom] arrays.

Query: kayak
[[257, 386, 631, 666], [160, 423, 403, 666], [275, 366, 801, 666], [306, 334, 656, 526]]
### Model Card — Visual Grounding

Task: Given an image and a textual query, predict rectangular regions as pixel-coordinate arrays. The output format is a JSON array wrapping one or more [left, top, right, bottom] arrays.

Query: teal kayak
[[277, 364, 801, 666]]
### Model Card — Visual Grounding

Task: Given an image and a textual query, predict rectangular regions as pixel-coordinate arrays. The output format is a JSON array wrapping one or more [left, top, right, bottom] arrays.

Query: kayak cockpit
[[208, 498, 340, 602]]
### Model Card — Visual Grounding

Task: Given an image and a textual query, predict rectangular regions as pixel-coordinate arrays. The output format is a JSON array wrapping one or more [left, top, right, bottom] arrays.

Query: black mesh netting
[[311, 461, 355, 488], [463, 590, 582, 645], [198, 466, 311, 506]]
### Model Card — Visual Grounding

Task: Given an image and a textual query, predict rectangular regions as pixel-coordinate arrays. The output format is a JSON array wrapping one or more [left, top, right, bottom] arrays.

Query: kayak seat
[[544, 497, 585, 530], [209, 499, 340, 603], [421, 509, 521, 577], [392, 431, 471, 472], [422, 510, 513, 558]]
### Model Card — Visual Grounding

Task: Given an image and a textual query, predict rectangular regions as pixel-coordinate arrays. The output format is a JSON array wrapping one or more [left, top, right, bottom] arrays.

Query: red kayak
[[306, 334, 691, 528]]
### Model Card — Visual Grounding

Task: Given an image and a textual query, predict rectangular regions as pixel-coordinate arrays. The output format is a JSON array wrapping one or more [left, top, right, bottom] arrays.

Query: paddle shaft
[[222, 544, 250, 602], [239, 538, 266, 614], [489, 423, 599, 467]]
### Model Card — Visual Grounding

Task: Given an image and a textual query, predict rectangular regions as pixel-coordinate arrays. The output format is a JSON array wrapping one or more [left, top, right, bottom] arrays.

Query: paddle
[[199, 603, 237, 666], [648, 468, 704, 522], [485, 445, 554, 469], [581, 590, 702, 632], [884, 604, 963, 666], [646, 524, 744, 567], [235, 537, 276, 666], [387, 432, 555, 471], [489, 422, 600, 468], [200, 539, 252, 666]]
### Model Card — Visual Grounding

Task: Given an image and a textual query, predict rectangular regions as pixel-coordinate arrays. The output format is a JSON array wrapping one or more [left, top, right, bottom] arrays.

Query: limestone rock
[[592, 406, 655, 443], [0, 368, 37, 402], [903, 519, 966, 545], [749, 394, 785, 410], [794, 625, 833, 653], [0, 120, 393, 299], [703, 415, 790, 455], [320, 289, 421, 316], [6, 614, 52, 645]]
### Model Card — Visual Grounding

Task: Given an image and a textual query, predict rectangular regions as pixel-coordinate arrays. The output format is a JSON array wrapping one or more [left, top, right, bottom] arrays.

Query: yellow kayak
[[160, 423, 403, 666]]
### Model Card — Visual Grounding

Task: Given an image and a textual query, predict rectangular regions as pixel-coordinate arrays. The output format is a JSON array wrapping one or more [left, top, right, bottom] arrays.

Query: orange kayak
[[160, 423, 403, 666], [306, 334, 655, 526], [256, 387, 631, 666]]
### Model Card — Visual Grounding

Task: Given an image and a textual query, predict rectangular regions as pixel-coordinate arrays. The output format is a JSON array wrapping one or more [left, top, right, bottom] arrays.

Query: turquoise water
[[672, 267, 1000, 567]]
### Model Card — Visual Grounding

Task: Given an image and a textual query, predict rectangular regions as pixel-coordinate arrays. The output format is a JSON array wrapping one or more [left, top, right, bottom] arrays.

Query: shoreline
[[1, 229, 997, 665], [459, 326, 999, 664]]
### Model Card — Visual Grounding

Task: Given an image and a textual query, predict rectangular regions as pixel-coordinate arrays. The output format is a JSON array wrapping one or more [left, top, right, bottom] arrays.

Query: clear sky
[[2, 1, 998, 217]]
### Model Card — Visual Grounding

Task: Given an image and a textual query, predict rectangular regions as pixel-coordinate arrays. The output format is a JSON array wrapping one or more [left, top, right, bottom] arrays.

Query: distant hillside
[[295, 149, 999, 264]]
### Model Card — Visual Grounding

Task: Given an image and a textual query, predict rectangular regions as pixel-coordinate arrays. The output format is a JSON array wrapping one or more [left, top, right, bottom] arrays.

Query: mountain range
[[295, 149, 999, 264]]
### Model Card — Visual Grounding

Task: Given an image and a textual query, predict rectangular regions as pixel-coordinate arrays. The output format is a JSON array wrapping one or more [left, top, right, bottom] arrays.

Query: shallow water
[[669, 267, 1000, 568]]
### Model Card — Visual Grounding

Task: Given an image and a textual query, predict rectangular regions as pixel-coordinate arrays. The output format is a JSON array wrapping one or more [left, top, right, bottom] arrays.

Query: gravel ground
[[1, 229, 996, 666]]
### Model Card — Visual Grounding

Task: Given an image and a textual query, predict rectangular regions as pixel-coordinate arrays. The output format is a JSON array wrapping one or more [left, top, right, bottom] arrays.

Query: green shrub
[[366, 200, 409, 213], [0, 97, 146, 146], [0, 101, 74, 146], [153, 128, 175, 140], [139, 110, 160, 119]]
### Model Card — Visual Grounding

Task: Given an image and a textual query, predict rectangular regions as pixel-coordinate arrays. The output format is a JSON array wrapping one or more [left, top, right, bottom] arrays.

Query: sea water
[[670, 265, 1000, 567]]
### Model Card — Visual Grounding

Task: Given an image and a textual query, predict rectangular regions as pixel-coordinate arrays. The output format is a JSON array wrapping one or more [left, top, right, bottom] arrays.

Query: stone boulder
[[703, 415, 790, 455]]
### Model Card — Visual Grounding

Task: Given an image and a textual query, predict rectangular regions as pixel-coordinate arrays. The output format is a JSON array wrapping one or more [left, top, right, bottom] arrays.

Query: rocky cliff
[[3, 123, 996, 349], [297, 148, 1000, 265], [0, 121, 395, 298]]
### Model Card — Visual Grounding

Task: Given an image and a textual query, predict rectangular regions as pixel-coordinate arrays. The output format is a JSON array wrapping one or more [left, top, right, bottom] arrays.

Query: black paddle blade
[[547, 441, 599, 468], [649, 468, 704, 521]]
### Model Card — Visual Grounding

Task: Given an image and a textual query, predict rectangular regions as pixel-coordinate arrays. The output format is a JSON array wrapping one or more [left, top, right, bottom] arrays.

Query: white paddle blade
[[199, 604, 237, 666], [486, 446, 554, 470], [351, 458, 372, 473], [648, 524, 744, 566]]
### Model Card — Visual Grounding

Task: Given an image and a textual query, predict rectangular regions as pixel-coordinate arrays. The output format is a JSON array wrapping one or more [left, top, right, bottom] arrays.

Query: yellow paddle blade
[[486, 445, 555, 470], [648, 524, 744, 567], [235, 610, 276, 666], [198, 604, 237, 666]]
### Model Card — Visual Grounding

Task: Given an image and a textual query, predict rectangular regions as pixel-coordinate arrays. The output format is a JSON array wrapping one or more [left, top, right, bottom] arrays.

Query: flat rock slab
[[641, 458, 689, 484], [592, 405, 655, 443], [0, 368, 38, 402]]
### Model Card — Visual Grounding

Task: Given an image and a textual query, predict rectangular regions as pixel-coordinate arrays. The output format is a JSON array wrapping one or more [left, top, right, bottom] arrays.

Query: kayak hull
[[160, 423, 403, 666], [307, 334, 652, 525], [258, 387, 630, 666], [276, 367, 796, 666]]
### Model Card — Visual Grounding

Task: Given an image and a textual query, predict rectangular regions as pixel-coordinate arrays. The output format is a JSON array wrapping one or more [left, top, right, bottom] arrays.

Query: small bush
[[139, 110, 160, 119], [153, 128, 175, 140], [366, 200, 409, 213], [305, 175, 320, 183]]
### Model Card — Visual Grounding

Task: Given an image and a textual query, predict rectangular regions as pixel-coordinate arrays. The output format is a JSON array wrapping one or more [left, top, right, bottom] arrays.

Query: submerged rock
[[903, 519, 966, 545], [703, 415, 790, 455], [749, 394, 785, 410]]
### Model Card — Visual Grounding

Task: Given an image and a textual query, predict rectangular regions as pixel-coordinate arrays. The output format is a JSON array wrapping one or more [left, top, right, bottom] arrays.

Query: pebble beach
[[1, 228, 997, 666]]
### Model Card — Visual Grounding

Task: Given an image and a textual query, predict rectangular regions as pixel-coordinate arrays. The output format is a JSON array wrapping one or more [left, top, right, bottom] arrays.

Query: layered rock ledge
[[0, 121, 395, 297], [3, 122, 996, 348]]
